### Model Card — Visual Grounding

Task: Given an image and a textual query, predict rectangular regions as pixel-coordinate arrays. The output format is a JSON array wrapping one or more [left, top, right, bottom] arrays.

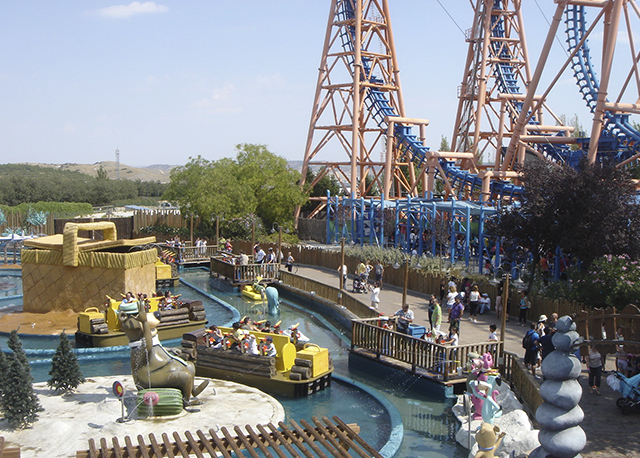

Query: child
[[488, 324, 498, 342], [369, 281, 381, 309], [262, 336, 277, 357]]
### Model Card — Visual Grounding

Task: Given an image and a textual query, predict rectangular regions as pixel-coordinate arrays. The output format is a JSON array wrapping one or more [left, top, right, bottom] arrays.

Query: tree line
[[0, 164, 167, 207]]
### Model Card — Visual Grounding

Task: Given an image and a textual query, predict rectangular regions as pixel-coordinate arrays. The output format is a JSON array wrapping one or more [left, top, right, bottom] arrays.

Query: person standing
[[449, 296, 464, 334], [517, 290, 531, 326], [285, 252, 295, 272], [468, 285, 480, 323], [439, 279, 446, 304], [369, 281, 381, 309], [431, 299, 442, 336], [338, 264, 348, 289], [393, 303, 414, 334], [585, 343, 603, 395], [374, 260, 384, 287], [523, 323, 540, 378]]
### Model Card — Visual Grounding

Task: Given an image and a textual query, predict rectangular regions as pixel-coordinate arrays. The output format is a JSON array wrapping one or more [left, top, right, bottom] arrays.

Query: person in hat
[[536, 314, 547, 335], [478, 293, 491, 315], [262, 335, 277, 356]]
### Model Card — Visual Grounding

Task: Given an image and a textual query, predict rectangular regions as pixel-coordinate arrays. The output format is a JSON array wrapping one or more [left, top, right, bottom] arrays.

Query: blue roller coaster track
[[336, 0, 522, 201], [565, 4, 640, 165]]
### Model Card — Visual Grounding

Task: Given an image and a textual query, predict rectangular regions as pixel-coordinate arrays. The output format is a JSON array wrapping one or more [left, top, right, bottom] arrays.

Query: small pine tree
[[3, 352, 42, 429], [0, 345, 8, 411], [47, 331, 85, 393], [7, 329, 32, 381]]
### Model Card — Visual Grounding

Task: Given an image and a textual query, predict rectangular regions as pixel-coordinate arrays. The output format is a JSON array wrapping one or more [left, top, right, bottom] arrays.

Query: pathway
[[290, 264, 640, 458]]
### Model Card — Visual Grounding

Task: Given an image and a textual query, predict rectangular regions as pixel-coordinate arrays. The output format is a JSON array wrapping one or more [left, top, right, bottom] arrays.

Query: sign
[[112, 381, 125, 398]]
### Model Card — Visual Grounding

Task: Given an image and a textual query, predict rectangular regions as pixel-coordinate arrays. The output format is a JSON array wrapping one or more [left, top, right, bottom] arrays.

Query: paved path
[[292, 264, 523, 354], [290, 264, 640, 458]]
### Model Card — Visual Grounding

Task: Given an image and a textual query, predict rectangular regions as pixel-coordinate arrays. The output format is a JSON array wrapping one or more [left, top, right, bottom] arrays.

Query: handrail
[[351, 318, 503, 382], [210, 257, 280, 284]]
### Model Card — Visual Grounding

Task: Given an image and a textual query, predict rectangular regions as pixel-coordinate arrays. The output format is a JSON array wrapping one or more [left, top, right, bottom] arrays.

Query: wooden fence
[[278, 271, 379, 319], [132, 209, 187, 234], [210, 257, 281, 285], [351, 318, 503, 382], [500, 351, 544, 415], [76, 417, 379, 458], [0, 437, 20, 458]]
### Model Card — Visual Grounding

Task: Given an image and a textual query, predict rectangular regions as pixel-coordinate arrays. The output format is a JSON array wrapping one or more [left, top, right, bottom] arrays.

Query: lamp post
[[500, 273, 511, 343], [339, 237, 345, 293], [215, 215, 220, 254]]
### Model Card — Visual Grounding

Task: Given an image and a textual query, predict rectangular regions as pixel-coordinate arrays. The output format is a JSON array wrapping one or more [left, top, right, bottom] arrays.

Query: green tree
[[488, 158, 640, 290], [47, 331, 85, 394], [0, 344, 8, 403], [2, 353, 42, 428], [439, 135, 451, 152], [7, 330, 31, 381], [164, 144, 307, 235]]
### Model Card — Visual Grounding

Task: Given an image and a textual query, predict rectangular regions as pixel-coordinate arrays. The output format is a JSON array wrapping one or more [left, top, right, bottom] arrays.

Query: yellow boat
[[241, 284, 265, 301], [182, 327, 332, 398], [75, 296, 207, 347]]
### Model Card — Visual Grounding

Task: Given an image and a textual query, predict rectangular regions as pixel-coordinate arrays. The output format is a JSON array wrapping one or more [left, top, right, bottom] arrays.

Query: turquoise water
[[0, 268, 466, 457]]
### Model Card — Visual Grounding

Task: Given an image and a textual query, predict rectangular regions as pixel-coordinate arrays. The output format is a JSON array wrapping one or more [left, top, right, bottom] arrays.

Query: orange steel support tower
[[450, 0, 574, 201], [297, 0, 431, 219]]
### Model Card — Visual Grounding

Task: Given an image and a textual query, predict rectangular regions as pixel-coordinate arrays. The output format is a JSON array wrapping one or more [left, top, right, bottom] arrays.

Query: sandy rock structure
[[21, 221, 156, 313]]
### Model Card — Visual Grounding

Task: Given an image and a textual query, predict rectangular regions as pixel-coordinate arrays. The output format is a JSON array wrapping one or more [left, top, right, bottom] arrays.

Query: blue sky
[[0, 1, 604, 167]]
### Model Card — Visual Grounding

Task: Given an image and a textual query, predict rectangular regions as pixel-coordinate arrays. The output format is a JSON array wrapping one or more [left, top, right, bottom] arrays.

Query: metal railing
[[351, 318, 504, 382]]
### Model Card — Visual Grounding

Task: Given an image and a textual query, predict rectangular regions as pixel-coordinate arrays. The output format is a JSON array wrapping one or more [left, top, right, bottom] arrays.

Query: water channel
[[0, 268, 466, 457]]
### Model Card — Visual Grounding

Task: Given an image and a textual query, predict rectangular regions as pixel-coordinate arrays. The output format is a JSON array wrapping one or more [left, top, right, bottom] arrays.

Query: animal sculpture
[[264, 286, 280, 315], [119, 301, 208, 406], [470, 375, 503, 424], [467, 352, 494, 420], [474, 423, 506, 458]]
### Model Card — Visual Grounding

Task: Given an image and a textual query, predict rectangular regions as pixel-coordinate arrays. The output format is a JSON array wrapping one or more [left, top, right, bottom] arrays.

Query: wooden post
[[500, 274, 510, 342], [190, 213, 194, 245], [251, 221, 255, 261], [278, 226, 283, 265], [215, 215, 220, 253], [402, 258, 409, 308], [339, 238, 345, 294]]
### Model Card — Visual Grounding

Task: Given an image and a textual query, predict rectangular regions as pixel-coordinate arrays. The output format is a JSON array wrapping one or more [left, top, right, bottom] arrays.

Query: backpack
[[522, 330, 533, 349]]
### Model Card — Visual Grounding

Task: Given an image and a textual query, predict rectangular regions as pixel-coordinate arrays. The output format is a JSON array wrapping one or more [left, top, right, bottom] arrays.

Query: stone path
[[290, 264, 640, 458]]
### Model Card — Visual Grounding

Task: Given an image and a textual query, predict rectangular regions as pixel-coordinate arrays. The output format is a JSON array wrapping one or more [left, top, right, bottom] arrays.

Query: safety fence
[[210, 257, 281, 284], [278, 271, 379, 319], [500, 351, 544, 415], [351, 318, 503, 382]]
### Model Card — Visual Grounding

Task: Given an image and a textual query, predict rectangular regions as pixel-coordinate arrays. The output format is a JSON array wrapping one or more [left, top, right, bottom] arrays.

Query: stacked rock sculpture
[[530, 315, 586, 458]]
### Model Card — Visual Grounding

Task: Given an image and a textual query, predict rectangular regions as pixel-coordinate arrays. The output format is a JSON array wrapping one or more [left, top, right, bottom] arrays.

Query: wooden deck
[[0, 437, 20, 458], [210, 256, 280, 286], [76, 417, 382, 458]]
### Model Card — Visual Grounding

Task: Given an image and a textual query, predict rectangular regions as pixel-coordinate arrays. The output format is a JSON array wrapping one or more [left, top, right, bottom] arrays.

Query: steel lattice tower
[[298, 0, 430, 218], [451, 0, 573, 195]]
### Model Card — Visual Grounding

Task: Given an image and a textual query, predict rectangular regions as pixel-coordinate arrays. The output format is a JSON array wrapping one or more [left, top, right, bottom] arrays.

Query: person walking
[[468, 285, 480, 323], [374, 260, 384, 287]]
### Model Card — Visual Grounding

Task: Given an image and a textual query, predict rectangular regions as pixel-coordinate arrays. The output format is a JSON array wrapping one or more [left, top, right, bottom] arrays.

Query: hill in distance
[[26, 160, 310, 183], [27, 161, 177, 183]]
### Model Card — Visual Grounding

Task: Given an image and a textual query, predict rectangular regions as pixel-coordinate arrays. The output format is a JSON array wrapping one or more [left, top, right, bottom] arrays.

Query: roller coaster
[[299, 0, 640, 273]]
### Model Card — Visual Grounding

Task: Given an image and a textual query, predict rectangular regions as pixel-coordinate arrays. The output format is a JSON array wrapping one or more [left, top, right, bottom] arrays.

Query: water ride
[[75, 295, 207, 347], [181, 325, 332, 397]]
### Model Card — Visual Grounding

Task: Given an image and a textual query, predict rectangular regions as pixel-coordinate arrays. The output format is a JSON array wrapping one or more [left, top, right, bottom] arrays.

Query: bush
[[570, 254, 640, 309]]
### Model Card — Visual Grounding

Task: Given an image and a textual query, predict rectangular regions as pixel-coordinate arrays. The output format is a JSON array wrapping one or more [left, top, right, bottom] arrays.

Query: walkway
[[290, 264, 640, 458]]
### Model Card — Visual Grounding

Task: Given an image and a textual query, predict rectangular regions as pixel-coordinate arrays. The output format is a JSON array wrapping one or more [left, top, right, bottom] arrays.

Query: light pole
[[500, 273, 511, 343], [402, 258, 410, 308]]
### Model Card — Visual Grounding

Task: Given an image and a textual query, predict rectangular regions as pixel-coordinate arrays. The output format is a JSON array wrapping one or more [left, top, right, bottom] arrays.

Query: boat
[[75, 296, 207, 348], [241, 283, 265, 301], [180, 326, 333, 397]]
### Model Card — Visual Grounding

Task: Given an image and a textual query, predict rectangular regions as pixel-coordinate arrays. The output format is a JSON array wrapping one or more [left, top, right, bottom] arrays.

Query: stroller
[[352, 274, 367, 293], [607, 372, 640, 415]]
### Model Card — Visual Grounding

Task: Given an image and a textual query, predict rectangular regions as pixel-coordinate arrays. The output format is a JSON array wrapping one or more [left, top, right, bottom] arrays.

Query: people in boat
[[206, 325, 223, 348], [246, 334, 260, 355], [241, 316, 260, 331], [121, 291, 135, 304], [160, 290, 175, 310], [260, 320, 272, 333], [262, 336, 277, 357], [229, 321, 249, 351]]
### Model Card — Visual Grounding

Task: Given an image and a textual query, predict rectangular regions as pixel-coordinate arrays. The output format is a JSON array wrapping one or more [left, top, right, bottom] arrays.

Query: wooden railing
[[500, 351, 544, 415], [351, 318, 504, 382], [278, 271, 379, 319], [210, 257, 280, 284]]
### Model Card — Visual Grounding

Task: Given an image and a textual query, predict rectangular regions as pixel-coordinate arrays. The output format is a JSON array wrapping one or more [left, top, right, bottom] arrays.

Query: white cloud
[[193, 84, 237, 110], [94, 2, 168, 19]]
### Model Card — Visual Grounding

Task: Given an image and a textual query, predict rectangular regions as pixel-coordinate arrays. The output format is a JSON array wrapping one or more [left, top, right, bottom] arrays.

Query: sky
[[0, 1, 621, 167]]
